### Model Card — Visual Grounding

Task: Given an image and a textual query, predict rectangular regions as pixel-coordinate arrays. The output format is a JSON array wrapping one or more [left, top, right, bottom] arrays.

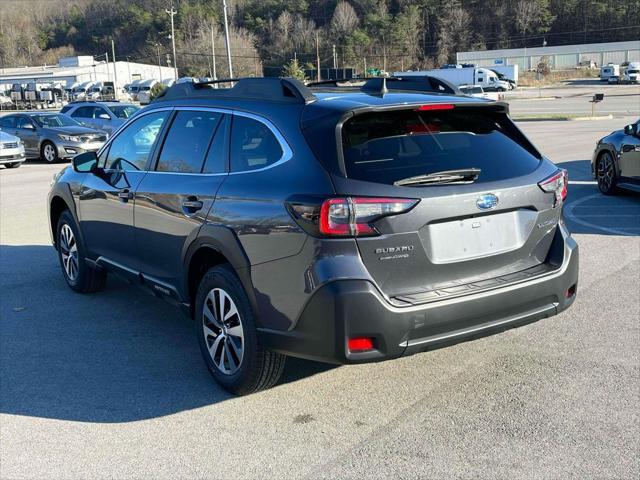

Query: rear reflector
[[319, 197, 418, 237], [415, 104, 455, 111], [565, 284, 577, 298], [348, 337, 374, 352], [538, 169, 568, 207]]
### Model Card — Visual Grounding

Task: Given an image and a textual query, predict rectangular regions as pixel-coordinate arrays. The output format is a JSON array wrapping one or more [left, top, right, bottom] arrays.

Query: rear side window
[[60, 105, 72, 114], [230, 116, 283, 172], [156, 110, 222, 173], [0, 116, 16, 128], [341, 108, 541, 185]]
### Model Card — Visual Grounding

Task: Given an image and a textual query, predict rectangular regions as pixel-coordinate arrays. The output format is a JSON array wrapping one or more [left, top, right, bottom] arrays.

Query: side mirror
[[98, 113, 111, 120], [72, 151, 98, 173], [624, 124, 638, 136], [23, 123, 35, 130]]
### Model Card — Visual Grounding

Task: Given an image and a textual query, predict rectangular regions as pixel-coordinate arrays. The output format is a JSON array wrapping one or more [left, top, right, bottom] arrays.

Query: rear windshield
[[341, 108, 541, 185]]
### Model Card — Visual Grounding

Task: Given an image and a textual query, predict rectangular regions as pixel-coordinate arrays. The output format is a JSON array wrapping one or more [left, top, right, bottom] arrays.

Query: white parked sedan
[[0, 130, 25, 169]]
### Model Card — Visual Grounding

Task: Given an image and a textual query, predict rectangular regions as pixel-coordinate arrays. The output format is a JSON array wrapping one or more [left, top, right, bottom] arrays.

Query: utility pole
[[315, 32, 321, 81], [105, 52, 111, 84], [210, 24, 217, 80], [222, 0, 233, 78], [166, 3, 178, 80], [155, 43, 162, 81], [332, 44, 337, 69], [111, 38, 118, 99]]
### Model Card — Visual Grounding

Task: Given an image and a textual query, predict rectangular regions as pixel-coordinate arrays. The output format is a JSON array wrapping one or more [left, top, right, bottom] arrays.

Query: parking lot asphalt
[[1, 108, 639, 478]]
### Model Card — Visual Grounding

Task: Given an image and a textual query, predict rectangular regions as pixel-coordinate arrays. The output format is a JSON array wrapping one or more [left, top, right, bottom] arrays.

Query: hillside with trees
[[0, 0, 638, 77]]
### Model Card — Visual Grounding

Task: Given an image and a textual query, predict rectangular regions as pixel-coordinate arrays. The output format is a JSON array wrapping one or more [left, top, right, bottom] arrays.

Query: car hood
[[43, 125, 104, 136], [0, 130, 20, 142]]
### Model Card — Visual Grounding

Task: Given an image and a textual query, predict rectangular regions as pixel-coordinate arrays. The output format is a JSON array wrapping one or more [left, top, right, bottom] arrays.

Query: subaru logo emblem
[[476, 193, 499, 210]]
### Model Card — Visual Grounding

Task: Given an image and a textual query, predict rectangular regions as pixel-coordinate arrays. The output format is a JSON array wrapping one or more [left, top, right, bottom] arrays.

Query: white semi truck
[[395, 67, 512, 91]]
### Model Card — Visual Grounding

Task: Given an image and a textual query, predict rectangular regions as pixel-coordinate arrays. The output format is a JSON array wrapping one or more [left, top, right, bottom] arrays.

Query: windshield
[[109, 105, 140, 119], [32, 114, 81, 128], [341, 107, 542, 186]]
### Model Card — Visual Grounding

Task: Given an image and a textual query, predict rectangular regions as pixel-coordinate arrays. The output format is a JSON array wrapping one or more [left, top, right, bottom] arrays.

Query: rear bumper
[[260, 223, 578, 364]]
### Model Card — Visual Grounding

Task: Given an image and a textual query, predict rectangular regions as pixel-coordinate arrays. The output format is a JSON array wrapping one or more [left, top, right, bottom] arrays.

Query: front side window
[[230, 116, 283, 172], [109, 105, 139, 119], [17, 117, 34, 129], [156, 110, 222, 173], [104, 111, 169, 171]]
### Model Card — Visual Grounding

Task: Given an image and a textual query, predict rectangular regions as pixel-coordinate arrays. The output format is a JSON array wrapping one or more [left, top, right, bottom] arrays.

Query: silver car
[[0, 113, 107, 163], [61, 102, 139, 135], [0, 130, 25, 169]]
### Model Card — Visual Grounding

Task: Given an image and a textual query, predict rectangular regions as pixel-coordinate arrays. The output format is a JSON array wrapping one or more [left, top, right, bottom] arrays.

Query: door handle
[[182, 198, 203, 211], [118, 190, 134, 202]]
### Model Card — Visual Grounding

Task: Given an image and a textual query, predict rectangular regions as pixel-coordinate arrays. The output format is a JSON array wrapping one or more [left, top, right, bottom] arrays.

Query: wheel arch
[[183, 227, 255, 319], [596, 146, 621, 177], [48, 183, 80, 248]]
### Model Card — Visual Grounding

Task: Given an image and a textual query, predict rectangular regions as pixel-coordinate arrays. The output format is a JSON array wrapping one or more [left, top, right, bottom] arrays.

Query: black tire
[[596, 151, 619, 195], [56, 210, 106, 293], [195, 264, 286, 395], [41, 141, 59, 163], [3, 162, 21, 168]]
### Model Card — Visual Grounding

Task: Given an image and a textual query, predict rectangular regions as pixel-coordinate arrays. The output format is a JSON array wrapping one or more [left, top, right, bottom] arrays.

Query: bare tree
[[331, 1, 360, 38]]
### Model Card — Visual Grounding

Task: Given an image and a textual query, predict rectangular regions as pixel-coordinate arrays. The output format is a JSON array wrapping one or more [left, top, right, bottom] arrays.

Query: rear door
[[335, 104, 562, 300], [133, 108, 229, 293]]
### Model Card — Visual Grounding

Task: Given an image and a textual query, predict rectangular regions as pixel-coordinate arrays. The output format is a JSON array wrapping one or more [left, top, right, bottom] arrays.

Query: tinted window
[[70, 106, 94, 118], [203, 115, 229, 174], [105, 111, 169, 171], [109, 105, 139, 119], [230, 116, 283, 172], [17, 117, 34, 129], [156, 110, 221, 173], [0, 116, 16, 128], [60, 105, 72, 114], [93, 107, 109, 118], [342, 108, 541, 185]]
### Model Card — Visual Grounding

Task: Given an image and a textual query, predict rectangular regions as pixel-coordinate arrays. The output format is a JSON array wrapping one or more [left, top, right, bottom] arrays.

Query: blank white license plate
[[424, 210, 536, 263]]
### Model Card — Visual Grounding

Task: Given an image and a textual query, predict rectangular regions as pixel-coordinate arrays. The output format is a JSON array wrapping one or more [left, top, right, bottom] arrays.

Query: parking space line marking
[[564, 193, 637, 236]]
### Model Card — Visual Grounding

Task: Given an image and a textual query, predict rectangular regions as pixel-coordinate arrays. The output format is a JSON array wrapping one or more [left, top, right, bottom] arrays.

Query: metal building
[[457, 41, 640, 71], [0, 56, 174, 93]]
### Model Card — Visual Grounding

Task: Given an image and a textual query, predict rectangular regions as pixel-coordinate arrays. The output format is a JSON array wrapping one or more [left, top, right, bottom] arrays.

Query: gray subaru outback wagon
[[48, 77, 578, 394]]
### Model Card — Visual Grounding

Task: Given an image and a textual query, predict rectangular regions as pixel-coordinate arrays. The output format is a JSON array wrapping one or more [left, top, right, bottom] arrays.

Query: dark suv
[[48, 77, 579, 395]]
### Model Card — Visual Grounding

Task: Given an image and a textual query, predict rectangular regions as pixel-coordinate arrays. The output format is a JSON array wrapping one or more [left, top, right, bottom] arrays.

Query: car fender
[[182, 224, 257, 313], [48, 180, 83, 248]]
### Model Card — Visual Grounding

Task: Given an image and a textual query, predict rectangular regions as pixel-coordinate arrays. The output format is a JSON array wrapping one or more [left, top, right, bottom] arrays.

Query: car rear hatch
[[307, 101, 567, 304]]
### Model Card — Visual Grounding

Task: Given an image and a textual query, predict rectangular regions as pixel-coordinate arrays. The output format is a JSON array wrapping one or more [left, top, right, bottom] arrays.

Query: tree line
[[0, 0, 638, 77]]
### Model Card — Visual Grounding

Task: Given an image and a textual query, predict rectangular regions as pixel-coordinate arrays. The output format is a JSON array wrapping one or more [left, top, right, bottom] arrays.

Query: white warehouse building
[[0, 55, 174, 92], [457, 41, 640, 71]]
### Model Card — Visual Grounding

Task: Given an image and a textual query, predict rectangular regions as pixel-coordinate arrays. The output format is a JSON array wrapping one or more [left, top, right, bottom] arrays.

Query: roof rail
[[307, 75, 459, 95], [153, 77, 317, 104]]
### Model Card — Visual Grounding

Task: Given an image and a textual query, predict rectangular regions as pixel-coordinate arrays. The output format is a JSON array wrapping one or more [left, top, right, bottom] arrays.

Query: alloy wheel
[[43, 144, 56, 162], [202, 288, 245, 375], [59, 224, 79, 281], [597, 152, 615, 191]]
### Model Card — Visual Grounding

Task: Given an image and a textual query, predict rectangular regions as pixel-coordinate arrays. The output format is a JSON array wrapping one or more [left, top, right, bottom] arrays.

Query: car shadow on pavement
[[556, 159, 640, 236], [0, 245, 334, 423]]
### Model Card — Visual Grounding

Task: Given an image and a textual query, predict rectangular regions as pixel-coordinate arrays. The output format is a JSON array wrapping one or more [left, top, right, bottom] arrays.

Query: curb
[[514, 114, 613, 122]]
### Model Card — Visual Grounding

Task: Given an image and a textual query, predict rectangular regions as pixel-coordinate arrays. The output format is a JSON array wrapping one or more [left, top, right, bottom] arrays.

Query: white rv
[[623, 62, 640, 84]]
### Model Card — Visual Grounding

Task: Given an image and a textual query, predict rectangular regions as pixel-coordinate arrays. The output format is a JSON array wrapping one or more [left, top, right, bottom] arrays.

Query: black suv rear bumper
[[260, 225, 578, 365]]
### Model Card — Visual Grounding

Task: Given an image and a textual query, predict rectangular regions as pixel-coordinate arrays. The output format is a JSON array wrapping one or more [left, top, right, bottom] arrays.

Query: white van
[[600, 64, 620, 81], [623, 62, 640, 84]]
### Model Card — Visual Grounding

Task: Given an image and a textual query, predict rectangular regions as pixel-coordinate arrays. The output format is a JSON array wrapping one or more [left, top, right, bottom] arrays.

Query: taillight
[[348, 337, 374, 352], [319, 197, 419, 237], [538, 169, 568, 207]]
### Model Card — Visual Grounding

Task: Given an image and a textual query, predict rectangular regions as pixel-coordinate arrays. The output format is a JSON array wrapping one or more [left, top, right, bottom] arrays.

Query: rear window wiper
[[393, 168, 481, 187]]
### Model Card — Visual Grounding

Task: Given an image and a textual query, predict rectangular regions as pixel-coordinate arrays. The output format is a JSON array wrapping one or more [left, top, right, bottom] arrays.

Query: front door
[[134, 109, 229, 293], [619, 125, 640, 178], [78, 110, 171, 274], [15, 117, 39, 155]]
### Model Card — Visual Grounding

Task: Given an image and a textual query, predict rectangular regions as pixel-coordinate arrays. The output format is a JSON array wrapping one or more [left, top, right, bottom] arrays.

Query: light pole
[[166, 3, 178, 80], [222, 0, 233, 78]]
